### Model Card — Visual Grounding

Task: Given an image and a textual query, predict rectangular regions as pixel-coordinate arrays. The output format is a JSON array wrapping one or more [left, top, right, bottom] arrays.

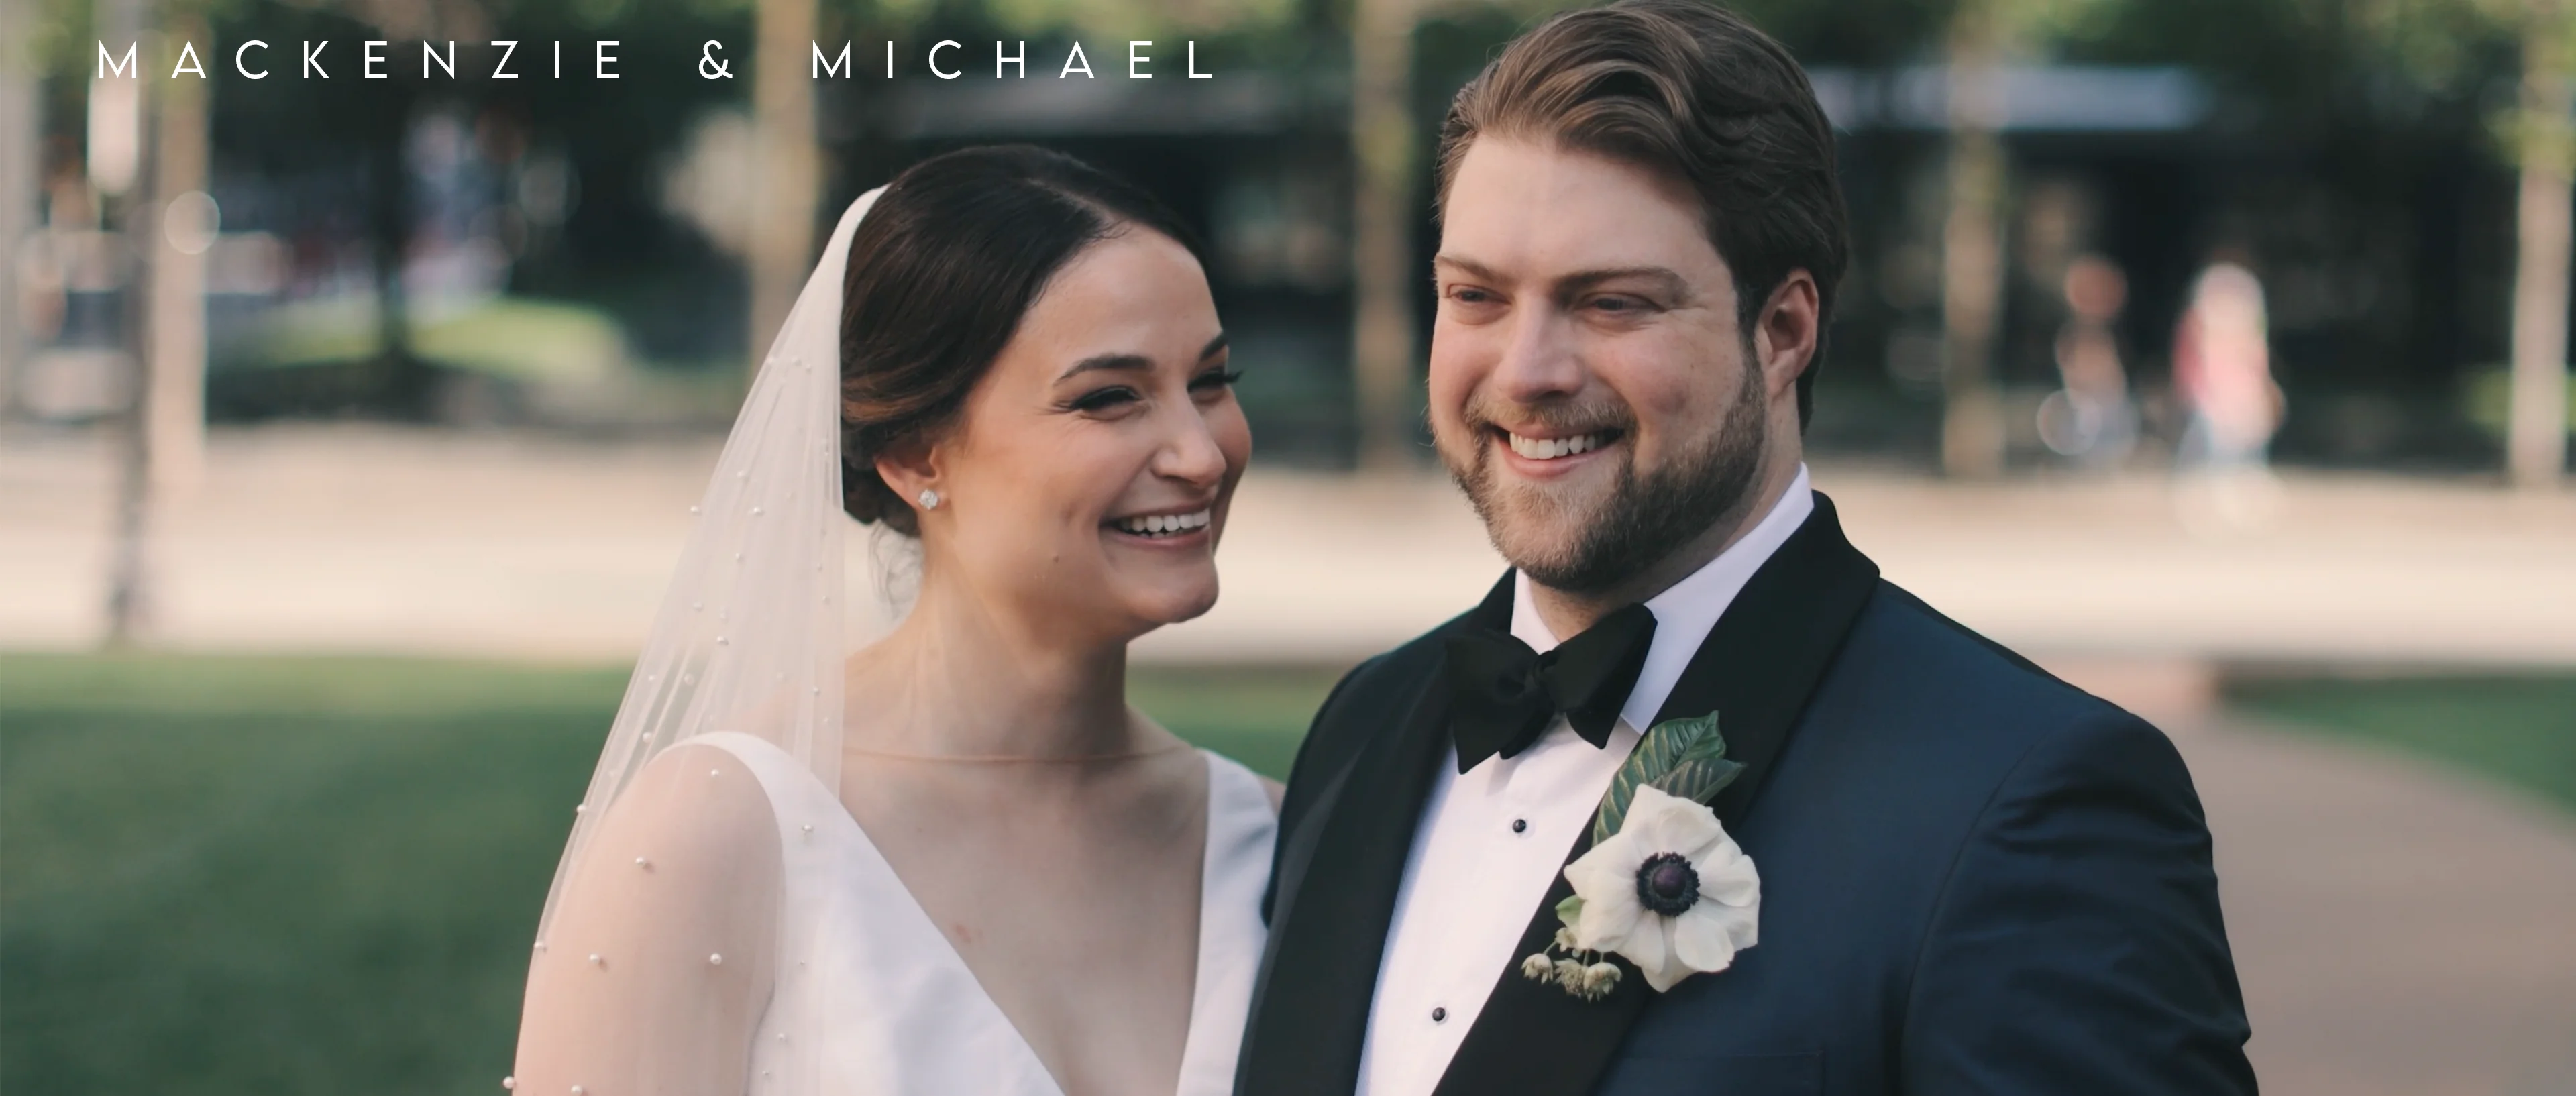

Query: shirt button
[[1431, 1007, 1448, 1023], [1511, 818, 1527, 834]]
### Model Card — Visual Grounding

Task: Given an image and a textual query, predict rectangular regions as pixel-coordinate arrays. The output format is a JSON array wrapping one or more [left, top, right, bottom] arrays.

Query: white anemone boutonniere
[[1521, 712, 1758, 999]]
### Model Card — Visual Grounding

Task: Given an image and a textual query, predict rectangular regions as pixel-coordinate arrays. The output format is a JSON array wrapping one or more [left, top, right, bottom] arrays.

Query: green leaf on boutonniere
[[1591, 711, 1745, 845], [1556, 892, 1585, 932], [1646, 749, 1746, 812]]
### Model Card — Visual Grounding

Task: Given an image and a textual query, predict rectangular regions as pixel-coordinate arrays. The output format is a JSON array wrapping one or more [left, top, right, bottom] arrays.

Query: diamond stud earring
[[918, 488, 942, 510]]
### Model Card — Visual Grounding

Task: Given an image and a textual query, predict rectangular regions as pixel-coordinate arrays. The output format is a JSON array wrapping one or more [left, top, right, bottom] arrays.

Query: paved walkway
[[2184, 715, 2576, 1096], [2059, 665, 2576, 1096], [5, 424, 2576, 1092], [4, 425, 2571, 665]]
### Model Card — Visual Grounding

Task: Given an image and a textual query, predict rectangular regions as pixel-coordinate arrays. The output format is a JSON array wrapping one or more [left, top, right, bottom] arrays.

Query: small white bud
[[1582, 962, 1622, 999]]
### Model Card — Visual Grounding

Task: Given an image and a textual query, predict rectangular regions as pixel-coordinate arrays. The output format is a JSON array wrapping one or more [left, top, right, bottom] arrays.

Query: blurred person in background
[[2171, 258, 2284, 527], [511, 146, 1277, 1096], [1239, 4, 2254, 1096], [2039, 253, 2139, 470]]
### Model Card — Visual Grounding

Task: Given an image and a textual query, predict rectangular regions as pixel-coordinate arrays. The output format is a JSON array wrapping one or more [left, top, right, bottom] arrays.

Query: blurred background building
[[2, 0, 2573, 1093], [1, 0, 2570, 474]]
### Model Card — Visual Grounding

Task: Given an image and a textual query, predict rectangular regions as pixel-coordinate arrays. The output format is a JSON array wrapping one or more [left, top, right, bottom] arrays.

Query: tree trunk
[[368, 83, 428, 417], [148, 11, 210, 491], [1940, 6, 2009, 479], [97, 0, 155, 647], [2510, 30, 2572, 490], [1348, 0, 1419, 472], [0, 0, 34, 417], [748, 0, 821, 376], [106, 179, 154, 645]]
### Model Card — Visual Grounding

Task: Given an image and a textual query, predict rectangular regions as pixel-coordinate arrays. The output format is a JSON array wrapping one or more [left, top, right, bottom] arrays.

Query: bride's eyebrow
[[1055, 334, 1229, 382], [1058, 353, 1151, 381]]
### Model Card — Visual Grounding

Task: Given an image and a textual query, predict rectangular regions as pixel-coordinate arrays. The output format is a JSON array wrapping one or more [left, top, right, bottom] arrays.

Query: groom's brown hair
[[1434, 0, 1848, 428]]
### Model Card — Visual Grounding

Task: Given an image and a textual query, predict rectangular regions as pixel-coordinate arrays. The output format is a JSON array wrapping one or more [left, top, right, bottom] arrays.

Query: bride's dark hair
[[838, 144, 1207, 534]]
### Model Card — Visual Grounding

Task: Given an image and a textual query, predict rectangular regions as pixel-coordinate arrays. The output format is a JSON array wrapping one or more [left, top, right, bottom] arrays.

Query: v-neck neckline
[[793, 743, 1252, 1096]]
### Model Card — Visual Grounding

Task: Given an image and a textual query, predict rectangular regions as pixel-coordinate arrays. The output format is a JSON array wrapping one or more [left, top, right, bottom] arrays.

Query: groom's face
[[1429, 138, 1770, 596]]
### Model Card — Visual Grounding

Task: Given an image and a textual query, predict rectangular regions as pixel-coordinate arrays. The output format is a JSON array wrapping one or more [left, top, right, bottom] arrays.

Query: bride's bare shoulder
[[593, 742, 783, 877], [513, 742, 784, 1090], [545, 740, 786, 936]]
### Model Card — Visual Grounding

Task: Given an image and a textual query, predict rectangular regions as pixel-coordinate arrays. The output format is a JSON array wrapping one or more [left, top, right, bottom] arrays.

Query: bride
[[507, 145, 1279, 1096]]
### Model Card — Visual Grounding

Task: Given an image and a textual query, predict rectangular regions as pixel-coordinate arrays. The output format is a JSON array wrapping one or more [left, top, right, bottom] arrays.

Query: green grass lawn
[[2227, 672, 2576, 815], [0, 653, 1341, 1094], [11, 653, 2571, 1090]]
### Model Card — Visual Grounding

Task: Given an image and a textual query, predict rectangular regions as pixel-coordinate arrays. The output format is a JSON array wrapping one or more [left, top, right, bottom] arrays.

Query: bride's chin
[[1118, 578, 1220, 628]]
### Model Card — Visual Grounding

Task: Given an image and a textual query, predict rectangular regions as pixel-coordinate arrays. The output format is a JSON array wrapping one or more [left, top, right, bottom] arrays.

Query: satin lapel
[[1429, 494, 1881, 1096], [1236, 573, 1515, 1096], [1660, 492, 1879, 832]]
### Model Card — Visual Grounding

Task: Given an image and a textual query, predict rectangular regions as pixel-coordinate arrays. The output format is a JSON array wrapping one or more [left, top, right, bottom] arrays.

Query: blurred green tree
[[753, 0, 1304, 380], [1928, 0, 2119, 478], [2491, 0, 2575, 488], [1351, 0, 1421, 470], [2341, 0, 2567, 485], [751, 0, 819, 380]]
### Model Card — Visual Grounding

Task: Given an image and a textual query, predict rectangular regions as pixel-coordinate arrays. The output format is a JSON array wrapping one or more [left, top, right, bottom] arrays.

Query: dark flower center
[[1633, 851, 1699, 917]]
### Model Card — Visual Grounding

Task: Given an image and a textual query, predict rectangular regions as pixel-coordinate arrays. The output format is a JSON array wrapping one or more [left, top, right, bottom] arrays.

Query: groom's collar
[[1508, 463, 1816, 734]]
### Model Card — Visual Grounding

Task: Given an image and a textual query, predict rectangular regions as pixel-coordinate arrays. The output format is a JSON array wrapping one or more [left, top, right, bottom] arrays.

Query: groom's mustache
[[1460, 399, 1638, 447], [1463, 404, 1638, 468]]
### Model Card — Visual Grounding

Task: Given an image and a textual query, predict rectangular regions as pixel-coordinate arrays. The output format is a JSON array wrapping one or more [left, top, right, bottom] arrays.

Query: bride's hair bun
[[837, 145, 1204, 537]]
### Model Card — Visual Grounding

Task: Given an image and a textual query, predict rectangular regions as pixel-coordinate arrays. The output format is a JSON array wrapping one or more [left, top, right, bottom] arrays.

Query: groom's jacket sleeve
[[1898, 707, 2257, 1095]]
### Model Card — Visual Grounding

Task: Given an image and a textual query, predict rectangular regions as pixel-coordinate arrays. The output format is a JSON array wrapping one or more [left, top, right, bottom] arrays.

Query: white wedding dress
[[692, 731, 1277, 1096]]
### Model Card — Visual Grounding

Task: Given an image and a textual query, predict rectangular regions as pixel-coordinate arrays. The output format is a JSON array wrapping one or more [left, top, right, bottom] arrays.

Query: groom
[[1236, 3, 2255, 1094]]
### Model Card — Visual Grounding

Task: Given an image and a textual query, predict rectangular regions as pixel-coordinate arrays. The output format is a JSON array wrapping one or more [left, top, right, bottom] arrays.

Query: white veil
[[534, 187, 881, 937], [513, 187, 885, 1094]]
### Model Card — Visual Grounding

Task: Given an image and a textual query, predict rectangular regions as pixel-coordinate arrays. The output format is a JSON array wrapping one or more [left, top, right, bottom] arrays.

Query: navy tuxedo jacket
[[1236, 494, 2255, 1096]]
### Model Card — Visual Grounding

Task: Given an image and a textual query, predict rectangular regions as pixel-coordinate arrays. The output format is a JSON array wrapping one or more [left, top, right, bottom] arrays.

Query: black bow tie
[[1442, 602, 1656, 773]]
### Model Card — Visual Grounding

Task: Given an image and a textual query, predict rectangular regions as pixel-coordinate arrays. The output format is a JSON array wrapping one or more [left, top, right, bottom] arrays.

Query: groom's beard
[[1446, 362, 1768, 597]]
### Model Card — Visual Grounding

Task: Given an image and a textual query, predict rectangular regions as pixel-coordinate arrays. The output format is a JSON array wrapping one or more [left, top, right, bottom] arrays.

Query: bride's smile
[[1108, 505, 1216, 543]]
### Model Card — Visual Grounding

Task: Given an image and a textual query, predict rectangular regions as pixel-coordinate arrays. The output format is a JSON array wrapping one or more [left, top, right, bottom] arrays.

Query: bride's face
[[922, 229, 1247, 635]]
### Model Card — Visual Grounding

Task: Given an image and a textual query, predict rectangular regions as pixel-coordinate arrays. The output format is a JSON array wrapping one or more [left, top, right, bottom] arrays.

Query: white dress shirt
[[1353, 465, 1815, 1096]]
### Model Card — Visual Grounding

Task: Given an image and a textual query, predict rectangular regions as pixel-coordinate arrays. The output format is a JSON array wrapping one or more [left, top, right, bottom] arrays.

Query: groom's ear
[[1752, 270, 1821, 407]]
